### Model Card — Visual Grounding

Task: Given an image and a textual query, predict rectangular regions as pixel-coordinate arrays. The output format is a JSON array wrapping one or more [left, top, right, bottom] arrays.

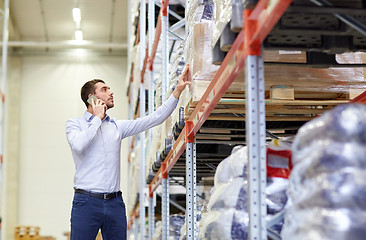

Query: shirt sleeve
[[66, 117, 102, 153], [117, 94, 179, 139]]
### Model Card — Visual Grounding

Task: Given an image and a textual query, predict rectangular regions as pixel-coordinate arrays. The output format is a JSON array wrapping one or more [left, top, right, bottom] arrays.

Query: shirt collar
[[83, 111, 111, 122]]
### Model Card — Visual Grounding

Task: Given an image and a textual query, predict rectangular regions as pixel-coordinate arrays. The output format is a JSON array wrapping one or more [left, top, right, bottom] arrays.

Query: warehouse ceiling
[[1, 0, 129, 55]]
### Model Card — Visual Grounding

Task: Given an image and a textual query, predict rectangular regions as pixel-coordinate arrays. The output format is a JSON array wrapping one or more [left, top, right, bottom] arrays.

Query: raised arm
[[119, 64, 191, 139]]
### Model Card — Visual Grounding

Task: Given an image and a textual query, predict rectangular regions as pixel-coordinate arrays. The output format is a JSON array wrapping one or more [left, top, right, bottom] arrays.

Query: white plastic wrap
[[214, 145, 247, 186], [152, 215, 185, 240], [185, 0, 219, 81], [201, 209, 249, 240], [208, 177, 247, 211], [212, 0, 232, 47], [282, 103, 366, 240], [200, 145, 289, 238], [282, 208, 366, 240], [186, 0, 215, 31]]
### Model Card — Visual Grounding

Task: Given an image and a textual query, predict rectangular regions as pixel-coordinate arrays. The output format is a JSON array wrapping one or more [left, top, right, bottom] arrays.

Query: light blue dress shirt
[[66, 94, 178, 193]]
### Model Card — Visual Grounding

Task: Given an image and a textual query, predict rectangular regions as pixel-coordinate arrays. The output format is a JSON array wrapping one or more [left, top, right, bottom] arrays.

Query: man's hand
[[173, 64, 191, 99], [91, 98, 106, 120]]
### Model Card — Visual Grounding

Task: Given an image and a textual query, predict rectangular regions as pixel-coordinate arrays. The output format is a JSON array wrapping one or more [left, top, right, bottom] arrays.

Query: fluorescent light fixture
[[72, 8, 81, 24], [75, 30, 83, 41]]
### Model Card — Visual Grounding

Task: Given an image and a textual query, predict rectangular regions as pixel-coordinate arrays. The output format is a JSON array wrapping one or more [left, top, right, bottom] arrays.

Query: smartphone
[[87, 95, 98, 105]]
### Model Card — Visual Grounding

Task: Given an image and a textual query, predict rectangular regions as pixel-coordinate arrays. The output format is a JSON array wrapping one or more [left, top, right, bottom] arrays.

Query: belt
[[75, 189, 122, 200]]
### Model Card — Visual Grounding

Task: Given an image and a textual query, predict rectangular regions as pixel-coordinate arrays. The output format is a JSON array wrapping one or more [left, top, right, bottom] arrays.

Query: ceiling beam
[[0, 40, 128, 49]]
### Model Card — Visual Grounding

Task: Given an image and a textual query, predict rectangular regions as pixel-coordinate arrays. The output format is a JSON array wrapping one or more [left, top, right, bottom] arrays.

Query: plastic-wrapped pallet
[[185, 0, 219, 81], [152, 214, 186, 240], [282, 104, 366, 240], [212, 0, 231, 48], [200, 145, 289, 239]]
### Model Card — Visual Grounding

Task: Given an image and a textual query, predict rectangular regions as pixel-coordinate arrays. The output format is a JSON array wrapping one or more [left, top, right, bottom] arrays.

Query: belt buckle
[[104, 193, 108, 200]]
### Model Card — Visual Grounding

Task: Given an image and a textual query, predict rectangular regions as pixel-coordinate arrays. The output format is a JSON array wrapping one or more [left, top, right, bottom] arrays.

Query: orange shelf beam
[[350, 91, 366, 104]]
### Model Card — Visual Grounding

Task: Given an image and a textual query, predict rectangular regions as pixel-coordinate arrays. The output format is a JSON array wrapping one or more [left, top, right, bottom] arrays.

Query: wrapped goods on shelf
[[212, 0, 231, 48], [200, 145, 289, 239], [266, 177, 288, 215], [185, 0, 219, 81], [283, 208, 366, 240], [292, 104, 366, 161], [201, 209, 249, 240], [152, 215, 185, 240], [188, 21, 219, 81], [209, 177, 247, 211], [282, 104, 366, 240], [186, 0, 215, 31], [214, 145, 247, 186]]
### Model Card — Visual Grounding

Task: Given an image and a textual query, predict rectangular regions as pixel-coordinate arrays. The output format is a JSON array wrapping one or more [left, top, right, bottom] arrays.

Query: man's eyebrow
[[101, 86, 110, 90]]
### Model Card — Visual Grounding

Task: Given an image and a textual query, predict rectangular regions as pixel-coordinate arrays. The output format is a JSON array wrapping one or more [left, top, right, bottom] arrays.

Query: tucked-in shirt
[[66, 94, 178, 193]]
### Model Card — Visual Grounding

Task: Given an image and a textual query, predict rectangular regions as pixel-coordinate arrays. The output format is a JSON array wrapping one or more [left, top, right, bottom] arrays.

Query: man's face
[[93, 82, 114, 109]]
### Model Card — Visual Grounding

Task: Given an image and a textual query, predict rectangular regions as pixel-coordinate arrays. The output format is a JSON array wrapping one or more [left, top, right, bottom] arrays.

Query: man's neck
[[87, 106, 106, 120]]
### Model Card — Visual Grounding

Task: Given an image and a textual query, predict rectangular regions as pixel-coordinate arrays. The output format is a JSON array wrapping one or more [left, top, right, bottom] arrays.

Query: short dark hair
[[80, 79, 105, 107]]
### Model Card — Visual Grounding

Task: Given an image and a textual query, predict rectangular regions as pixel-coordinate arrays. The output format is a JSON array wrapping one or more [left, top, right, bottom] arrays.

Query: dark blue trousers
[[70, 192, 127, 240]]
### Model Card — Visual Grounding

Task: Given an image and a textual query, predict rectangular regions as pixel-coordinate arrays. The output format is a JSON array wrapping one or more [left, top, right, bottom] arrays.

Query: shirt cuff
[[168, 94, 179, 107]]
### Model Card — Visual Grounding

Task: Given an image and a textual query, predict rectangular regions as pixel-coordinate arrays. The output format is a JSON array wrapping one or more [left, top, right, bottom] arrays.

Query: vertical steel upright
[[147, 0, 155, 155], [184, 1, 197, 238], [185, 121, 197, 240], [244, 9, 267, 240], [147, 1, 155, 239], [134, 216, 140, 240], [161, 0, 169, 101], [0, 0, 9, 167], [161, 162, 170, 240], [161, 1, 170, 240], [139, 0, 147, 239], [148, 186, 155, 240], [147, 1, 156, 238]]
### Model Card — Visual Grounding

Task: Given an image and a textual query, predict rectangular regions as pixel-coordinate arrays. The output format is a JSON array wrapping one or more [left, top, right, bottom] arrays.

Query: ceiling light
[[72, 8, 81, 26], [75, 30, 83, 41]]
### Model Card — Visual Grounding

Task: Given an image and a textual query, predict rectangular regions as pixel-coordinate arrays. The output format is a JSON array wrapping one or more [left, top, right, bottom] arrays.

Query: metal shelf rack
[[127, 0, 366, 239]]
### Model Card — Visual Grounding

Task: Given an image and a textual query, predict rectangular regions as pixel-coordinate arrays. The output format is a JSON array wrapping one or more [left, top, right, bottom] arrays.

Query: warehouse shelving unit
[[127, 0, 366, 239], [0, 0, 9, 166]]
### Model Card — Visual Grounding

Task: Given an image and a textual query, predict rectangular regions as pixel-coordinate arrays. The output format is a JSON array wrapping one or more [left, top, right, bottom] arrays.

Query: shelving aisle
[[126, 0, 366, 239]]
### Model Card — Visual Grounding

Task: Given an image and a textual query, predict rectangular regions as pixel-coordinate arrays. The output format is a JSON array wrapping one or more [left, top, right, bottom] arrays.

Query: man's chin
[[107, 104, 114, 110]]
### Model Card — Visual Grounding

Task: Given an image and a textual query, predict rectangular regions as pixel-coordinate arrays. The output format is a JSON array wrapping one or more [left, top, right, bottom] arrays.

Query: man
[[66, 65, 191, 240]]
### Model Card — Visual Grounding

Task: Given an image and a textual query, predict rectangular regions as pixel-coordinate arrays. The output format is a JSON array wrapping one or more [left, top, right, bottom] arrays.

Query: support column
[[244, 9, 267, 240], [161, 162, 169, 240], [139, 1, 147, 239], [161, 0, 169, 102], [185, 121, 197, 240], [148, 186, 155, 240]]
